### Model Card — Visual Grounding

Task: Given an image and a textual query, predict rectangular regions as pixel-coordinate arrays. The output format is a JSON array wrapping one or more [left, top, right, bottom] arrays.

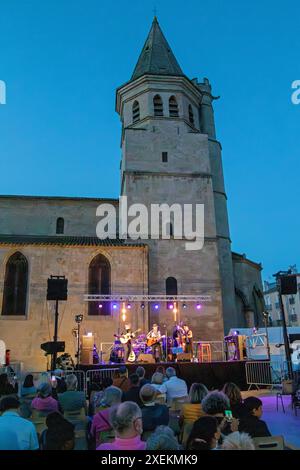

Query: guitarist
[[121, 324, 135, 362], [147, 324, 162, 362]]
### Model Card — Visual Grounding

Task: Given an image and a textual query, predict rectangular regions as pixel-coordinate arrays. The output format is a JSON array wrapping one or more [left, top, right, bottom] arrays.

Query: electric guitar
[[114, 329, 141, 345]]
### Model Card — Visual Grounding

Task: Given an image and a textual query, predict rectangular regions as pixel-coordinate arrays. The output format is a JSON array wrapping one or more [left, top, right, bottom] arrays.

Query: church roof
[[131, 17, 184, 81], [0, 234, 146, 248]]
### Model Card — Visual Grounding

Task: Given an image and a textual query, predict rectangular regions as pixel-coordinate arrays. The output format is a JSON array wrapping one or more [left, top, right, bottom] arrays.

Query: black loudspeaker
[[47, 278, 68, 301], [289, 334, 300, 343], [41, 341, 65, 354], [280, 275, 298, 295]]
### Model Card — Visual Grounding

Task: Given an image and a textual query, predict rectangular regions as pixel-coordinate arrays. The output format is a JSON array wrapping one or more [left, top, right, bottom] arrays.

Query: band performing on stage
[[110, 322, 193, 364]]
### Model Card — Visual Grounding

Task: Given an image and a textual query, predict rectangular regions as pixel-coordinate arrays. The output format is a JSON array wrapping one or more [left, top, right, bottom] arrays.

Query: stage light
[[154, 303, 159, 310], [196, 303, 202, 310], [87, 332, 93, 337], [182, 303, 187, 309], [112, 303, 118, 310], [233, 330, 239, 336], [75, 314, 83, 324], [122, 313, 126, 322], [121, 307, 126, 314], [141, 303, 145, 309], [168, 303, 174, 310], [173, 307, 178, 314], [127, 303, 132, 309], [98, 303, 103, 309]]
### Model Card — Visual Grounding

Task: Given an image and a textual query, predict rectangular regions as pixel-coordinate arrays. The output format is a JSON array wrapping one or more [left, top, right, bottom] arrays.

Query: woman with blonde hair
[[179, 383, 208, 446]]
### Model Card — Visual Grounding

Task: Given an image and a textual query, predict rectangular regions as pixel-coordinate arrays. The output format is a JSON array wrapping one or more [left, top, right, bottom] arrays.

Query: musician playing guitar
[[147, 324, 163, 362], [182, 323, 193, 355], [117, 324, 137, 362]]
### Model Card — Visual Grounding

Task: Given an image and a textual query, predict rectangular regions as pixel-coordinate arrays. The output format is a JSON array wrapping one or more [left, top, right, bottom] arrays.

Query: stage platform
[[80, 360, 247, 391]]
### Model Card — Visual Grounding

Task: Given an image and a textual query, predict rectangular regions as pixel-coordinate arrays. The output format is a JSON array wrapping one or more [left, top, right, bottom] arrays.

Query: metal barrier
[[245, 360, 296, 390], [86, 367, 119, 392], [18, 369, 87, 395], [193, 340, 225, 362]]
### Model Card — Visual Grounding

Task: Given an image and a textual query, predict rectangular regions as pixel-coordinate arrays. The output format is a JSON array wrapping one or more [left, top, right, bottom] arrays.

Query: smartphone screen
[[225, 410, 233, 420]]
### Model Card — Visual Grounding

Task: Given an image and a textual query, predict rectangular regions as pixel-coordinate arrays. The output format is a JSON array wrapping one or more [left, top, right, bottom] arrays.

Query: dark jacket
[[239, 414, 271, 438], [141, 404, 169, 431], [122, 386, 143, 407]]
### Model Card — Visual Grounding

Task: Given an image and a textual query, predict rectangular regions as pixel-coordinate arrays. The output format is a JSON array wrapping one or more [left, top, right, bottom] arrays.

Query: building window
[[56, 217, 64, 234], [188, 104, 194, 126], [88, 254, 111, 316], [166, 276, 177, 309], [2, 252, 28, 316], [132, 100, 140, 123], [162, 152, 168, 162], [153, 95, 163, 117], [169, 96, 179, 117]]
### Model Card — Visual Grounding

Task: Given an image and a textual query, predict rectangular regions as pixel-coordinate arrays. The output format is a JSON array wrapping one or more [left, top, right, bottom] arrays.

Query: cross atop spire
[[131, 18, 184, 81]]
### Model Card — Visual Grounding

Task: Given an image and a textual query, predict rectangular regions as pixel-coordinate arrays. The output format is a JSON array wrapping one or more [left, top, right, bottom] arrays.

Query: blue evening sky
[[0, 0, 299, 280]]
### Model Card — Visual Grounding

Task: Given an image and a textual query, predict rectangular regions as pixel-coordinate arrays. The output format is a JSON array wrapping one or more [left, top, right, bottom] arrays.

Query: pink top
[[91, 408, 111, 446], [31, 396, 59, 413], [97, 435, 146, 451]]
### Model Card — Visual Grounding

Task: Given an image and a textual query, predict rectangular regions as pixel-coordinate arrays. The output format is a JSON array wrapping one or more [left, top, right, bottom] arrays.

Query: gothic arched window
[[56, 217, 64, 234], [188, 104, 194, 126], [153, 95, 163, 117], [166, 276, 178, 310], [169, 96, 179, 117], [2, 252, 28, 316], [132, 100, 140, 123], [88, 254, 111, 315]]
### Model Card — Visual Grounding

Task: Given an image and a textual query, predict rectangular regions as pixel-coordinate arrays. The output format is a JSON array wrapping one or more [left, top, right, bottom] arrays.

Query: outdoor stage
[[80, 360, 248, 390]]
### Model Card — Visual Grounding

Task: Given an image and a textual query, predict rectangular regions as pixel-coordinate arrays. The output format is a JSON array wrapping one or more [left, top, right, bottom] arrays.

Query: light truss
[[83, 294, 212, 302]]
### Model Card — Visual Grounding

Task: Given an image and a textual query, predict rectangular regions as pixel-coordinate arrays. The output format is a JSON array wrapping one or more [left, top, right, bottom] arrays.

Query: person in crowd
[[222, 382, 244, 418], [96, 401, 146, 450], [136, 366, 149, 387], [90, 386, 122, 448], [221, 431, 255, 450], [112, 366, 131, 393], [180, 383, 208, 425], [146, 425, 181, 450], [140, 384, 169, 433], [53, 369, 67, 394], [41, 412, 75, 450], [201, 391, 239, 436], [31, 382, 59, 414], [91, 377, 113, 415], [0, 373, 17, 396], [186, 416, 221, 450], [164, 367, 188, 402], [238, 397, 271, 438], [155, 366, 167, 382], [122, 374, 143, 407], [58, 374, 87, 412], [151, 372, 167, 399], [0, 397, 39, 450], [21, 374, 37, 397]]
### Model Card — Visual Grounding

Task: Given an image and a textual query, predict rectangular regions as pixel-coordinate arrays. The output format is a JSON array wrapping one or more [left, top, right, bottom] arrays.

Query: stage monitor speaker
[[138, 353, 155, 364], [177, 353, 192, 362], [280, 275, 298, 295], [47, 278, 68, 301], [80, 350, 93, 365], [81, 335, 94, 350]]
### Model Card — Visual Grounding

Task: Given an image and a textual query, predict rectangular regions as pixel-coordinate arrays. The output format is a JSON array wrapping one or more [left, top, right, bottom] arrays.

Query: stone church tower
[[116, 17, 238, 339]]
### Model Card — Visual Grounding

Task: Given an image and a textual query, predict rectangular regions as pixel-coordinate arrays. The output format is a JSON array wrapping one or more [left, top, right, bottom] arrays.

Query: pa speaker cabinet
[[47, 278, 68, 301], [80, 350, 93, 365], [280, 275, 298, 295], [81, 335, 94, 350], [177, 353, 192, 362], [138, 353, 155, 364]]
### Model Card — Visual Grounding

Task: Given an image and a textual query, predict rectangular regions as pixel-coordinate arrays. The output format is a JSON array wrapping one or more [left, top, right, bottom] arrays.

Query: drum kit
[[109, 333, 177, 363]]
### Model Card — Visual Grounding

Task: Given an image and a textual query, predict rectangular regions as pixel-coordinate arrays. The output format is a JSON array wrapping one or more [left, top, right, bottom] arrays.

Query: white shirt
[[0, 411, 39, 450], [0, 340, 6, 365], [165, 376, 188, 400], [151, 383, 167, 395]]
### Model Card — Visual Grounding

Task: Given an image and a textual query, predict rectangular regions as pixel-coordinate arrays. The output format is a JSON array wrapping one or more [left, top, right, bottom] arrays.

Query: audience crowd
[[0, 366, 276, 450]]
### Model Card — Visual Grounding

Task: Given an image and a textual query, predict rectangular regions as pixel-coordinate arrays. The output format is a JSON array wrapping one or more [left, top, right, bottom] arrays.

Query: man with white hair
[[58, 373, 86, 412], [164, 367, 188, 402], [97, 401, 146, 450], [222, 431, 255, 450]]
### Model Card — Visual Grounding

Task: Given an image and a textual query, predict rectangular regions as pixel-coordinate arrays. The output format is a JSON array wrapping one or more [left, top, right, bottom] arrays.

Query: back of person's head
[[38, 382, 52, 398], [155, 366, 166, 376], [102, 377, 113, 389], [136, 366, 146, 379], [166, 367, 176, 379], [187, 416, 220, 450], [118, 365, 128, 377], [222, 431, 255, 450], [243, 397, 262, 415], [23, 374, 34, 388], [65, 374, 78, 391], [45, 415, 75, 450], [222, 382, 242, 406], [54, 369, 64, 378], [101, 386, 122, 407], [147, 426, 180, 450], [129, 373, 140, 387], [151, 372, 164, 385], [0, 396, 20, 412], [110, 401, 142, 436], [188, 383, 208, 404], [201, 391, 230, 415], [140, 384, 157, 404]]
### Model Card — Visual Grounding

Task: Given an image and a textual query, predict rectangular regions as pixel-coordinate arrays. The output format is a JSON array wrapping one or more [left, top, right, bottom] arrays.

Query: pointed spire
[[131, 17, 184, 81]]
